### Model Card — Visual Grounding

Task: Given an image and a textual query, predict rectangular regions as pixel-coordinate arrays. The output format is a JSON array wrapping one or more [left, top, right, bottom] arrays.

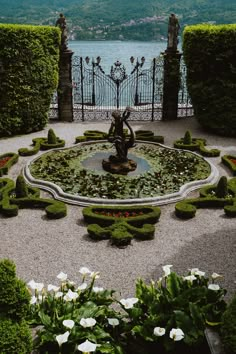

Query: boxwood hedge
[[0, 24, 60, 137], [183, 24, 236, 137]]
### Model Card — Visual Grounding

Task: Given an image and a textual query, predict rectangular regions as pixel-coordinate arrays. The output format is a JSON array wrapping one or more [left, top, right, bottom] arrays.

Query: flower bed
[[221, 154, 236, 176], [0, 153, 18, 176], [25, 265, 227, 354]]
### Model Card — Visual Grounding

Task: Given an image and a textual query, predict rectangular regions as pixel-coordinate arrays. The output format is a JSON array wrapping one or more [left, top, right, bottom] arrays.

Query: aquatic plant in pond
[[29, 142, 211, 200]]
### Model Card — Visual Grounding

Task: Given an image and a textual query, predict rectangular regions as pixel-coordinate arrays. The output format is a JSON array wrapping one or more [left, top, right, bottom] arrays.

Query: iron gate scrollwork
[[72, 55, 165, 121]]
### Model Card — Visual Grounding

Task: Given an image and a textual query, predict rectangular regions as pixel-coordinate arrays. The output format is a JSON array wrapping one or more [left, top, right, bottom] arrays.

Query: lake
[[68, 40, 170, 72]]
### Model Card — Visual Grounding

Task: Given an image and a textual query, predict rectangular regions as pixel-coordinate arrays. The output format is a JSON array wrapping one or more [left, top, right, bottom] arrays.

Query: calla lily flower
[[90, 271, 100, 279], [55, 291, 63, 299], [76, 283, 88, 291], [63, 319, 75, 329], [56, 331, 70, 347], [57, 272, 68, 282], [64, 289, 79, 302], [184, 275, 197, 283], [162, 265, 173, 277], [78, 340, 97, 353], [153, 327, 166, 336], [108, 318, 119, 326], [170, 328, 184, 341], [211, 272, 223, 280], [92, 286, 104, 293], [80, 317, 96, 328], [190, 268, 205, 277], [208, 284, 220, 291], [79, 267, 91, 276], [48, 284, 60, 292], [28, 280, 44, 292], [30, 295, 37, 305], [120, 297, 138, 309]]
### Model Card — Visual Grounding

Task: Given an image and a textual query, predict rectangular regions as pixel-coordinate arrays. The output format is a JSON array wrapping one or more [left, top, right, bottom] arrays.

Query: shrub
[[0, 259, 30, 321], [0, 153, 19, 176], [183, 130, 192, 145], [221, 155, 236, 176], [110, 222, 133, 246], [0, 318, 32, 354], [47, 128, 57, 144], [183, 24, 236, 136], [15, 175, 28, 198], [0, 24, 60, 137], [221, 294, 236, 353], [215, 176, 228, 198]]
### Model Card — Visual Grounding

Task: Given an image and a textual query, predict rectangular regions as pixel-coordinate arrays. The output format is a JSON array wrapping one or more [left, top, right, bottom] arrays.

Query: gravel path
[[0, 117, 235, 300]]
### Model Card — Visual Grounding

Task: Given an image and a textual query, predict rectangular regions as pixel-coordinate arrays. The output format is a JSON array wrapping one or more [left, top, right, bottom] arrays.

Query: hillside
[[1, 0, 236, 40]]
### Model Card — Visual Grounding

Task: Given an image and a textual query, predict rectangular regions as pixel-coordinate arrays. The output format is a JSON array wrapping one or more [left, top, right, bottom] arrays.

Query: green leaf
[[189, 302, 204, 330], [38, 311, 52, 327], [166, 272, 181, 298], [205, 320, 223, 326]]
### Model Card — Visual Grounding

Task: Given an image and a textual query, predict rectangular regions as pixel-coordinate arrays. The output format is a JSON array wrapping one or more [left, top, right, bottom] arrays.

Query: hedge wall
[[0, 24, 60, 137], [183, 24, 236, 137]]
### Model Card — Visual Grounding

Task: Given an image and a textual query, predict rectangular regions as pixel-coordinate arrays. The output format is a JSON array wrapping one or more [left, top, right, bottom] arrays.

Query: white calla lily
[[64, 289, 79, 302], [48, 284, 60, 292], [56, 331, 70, 347], [184, 275, 197, 283], [162, 265, 173, 277], [169, 328, 184, 341], [211, 272, 223, 280], [190, 268, 205, 277], [57, 272, 68, 282], [80, 317, 96, 328], [28, 280, 44, 292], [63, 319, 75, 329], [208, 284, 220, 291], [30, 295, 37, 305], [76, 283, 88, 291], [55, 291, 63, 299], [120, 297, 138, 309], [108, 318, 119, 326], [153, 327, 166, 336], [78, 340, 97, 353], [79, 267, 91, 276], [92, 286, 104, 293]]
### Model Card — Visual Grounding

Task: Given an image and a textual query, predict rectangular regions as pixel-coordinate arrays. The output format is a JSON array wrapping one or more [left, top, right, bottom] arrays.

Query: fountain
[[24, 111, 219, 206]]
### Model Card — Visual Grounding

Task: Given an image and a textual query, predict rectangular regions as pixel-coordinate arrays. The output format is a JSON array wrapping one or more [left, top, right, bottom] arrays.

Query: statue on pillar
[[55, 13, 68, 51], [167, 13, 180, 52]]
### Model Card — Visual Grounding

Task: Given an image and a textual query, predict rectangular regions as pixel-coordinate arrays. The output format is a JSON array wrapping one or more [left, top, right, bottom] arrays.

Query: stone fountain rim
[[23, 140, 219, 206]]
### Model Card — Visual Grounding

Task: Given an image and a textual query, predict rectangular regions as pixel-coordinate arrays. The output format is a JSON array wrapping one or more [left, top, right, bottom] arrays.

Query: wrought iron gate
[[50, 54, 193, 121]]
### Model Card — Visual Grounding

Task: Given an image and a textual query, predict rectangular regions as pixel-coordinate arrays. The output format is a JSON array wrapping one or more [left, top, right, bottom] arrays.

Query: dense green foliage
[[183, 24, 236, 137], [174, 132, 220, 157], [0, 24, 60, 137], [1, 0, 236, 40], [0, 318, 32, 354], [221, 294, 236, 353]]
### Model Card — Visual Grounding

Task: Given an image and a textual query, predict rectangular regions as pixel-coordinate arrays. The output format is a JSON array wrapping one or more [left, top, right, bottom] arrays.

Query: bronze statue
[[55, 13, 68, 51], [167, 13, 180, 52], [102, 108, 137, 174]]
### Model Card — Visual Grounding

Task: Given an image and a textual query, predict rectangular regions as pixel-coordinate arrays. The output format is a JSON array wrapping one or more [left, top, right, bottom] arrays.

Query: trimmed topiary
[[47, 128, 57, 144], [0, 177, 67, 218], [18, 131, 65, 156], [0, 259, 30, 321], [215, 176, 228, 198], [0, 318, 32, 354], [15, 175, 28, 198], [135, 130, 164, 144], [174, 131, 220, 157], [110, 222, 133, 247], [175, 177, 236, 219], [183, 130, 192, 145], [221, 294, 236, 354], [75, 130, 108, 143]]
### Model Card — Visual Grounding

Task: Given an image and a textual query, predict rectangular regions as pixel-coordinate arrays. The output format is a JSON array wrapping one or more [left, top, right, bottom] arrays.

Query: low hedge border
[[0, 177, 67, 218], [83, 205, 161, 227], [75, 130, 108, 143], [135, 130, 164, 144], [175, 177, 236, 219], [0, 153, 19, 176], [174, 135, 220, 157], [221, 155, 236, 176], [83, 205, 160, 247], [18, 130, 65, 156]]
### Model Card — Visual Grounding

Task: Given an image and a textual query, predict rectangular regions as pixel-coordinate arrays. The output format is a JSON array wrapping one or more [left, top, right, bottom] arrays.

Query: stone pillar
[[58, 49, 74, 122], [162, 50, 182, 120]]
